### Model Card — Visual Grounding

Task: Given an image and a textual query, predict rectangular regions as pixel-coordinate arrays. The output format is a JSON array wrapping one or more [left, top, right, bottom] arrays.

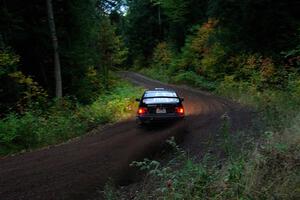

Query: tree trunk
[[46, 0, 62, 97], [103, 54, 109, 90], [158, 6, 162, 37]]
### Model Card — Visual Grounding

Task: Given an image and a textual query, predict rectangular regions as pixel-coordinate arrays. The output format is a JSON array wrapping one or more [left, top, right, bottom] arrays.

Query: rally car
[[136, 88, 185, 124]]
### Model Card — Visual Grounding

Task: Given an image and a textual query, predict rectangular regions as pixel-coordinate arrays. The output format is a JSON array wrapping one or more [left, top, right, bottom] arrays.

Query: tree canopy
[[1, 0, 300, 112]]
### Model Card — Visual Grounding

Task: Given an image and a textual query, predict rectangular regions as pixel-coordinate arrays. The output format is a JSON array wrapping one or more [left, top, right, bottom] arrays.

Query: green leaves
[[158, 0, 188, 23], [0, 78, 143, 156], [0, 49, 19, 77]]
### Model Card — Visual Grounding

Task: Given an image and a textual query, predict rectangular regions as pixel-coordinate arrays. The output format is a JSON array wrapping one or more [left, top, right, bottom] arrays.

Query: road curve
[[0, 72, 252, 200]]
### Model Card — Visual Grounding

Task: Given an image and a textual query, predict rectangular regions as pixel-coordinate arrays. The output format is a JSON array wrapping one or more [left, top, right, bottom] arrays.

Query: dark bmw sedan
[[136, 88, 185, 124]]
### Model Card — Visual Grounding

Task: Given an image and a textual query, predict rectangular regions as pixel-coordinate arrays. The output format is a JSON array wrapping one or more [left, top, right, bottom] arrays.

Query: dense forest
[[1, 0, 127, 107], [0, 0, 135, 154], [1, 0, 300, 110], [0, 0, 299, 199]]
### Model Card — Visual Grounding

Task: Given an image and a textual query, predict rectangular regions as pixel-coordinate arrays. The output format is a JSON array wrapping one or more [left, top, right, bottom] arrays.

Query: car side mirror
[[180, 97, 184, 102], [136, 98, 141, 102]]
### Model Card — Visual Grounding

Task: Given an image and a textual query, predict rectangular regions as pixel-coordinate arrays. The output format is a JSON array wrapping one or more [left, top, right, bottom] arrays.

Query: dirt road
[[0, 72, 252, 200]]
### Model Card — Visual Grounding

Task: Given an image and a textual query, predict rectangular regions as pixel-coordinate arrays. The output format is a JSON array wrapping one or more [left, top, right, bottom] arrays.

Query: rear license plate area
[[156, 108, 167, 114]]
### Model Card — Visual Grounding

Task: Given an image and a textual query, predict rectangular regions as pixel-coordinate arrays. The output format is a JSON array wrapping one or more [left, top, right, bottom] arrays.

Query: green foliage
[[128, 137, 250, 200], [125, 0, 162, 65], [98, 17, 128, 68], [178, 19, 219, 73], [155, 0, 188, 23], [212, 74, 300, 199], [243, 130, 300, 199], [75, 66, 104, 104], [147, 19, 229, 81], [281, 36, 300, 72], [0, 49, 48, 114], [96, 17, 128, 89], [0, 0, 128, 107], [152, 42, 173, 68], [139, 67, 171, 83], [173, 71, 217, 91], [216, 74, 300, 130], [207, 0, 300, 52], [179, 20, 230, 80], [9, 71, 48, 107], [127, 0, 300, 87], [0, 106, 85, 155], [0, 49, 20, 113], [78, 80, 143, 125], [139, 42, 174, 82], [138, 17, 298, 95], [72, 14, 129, 102], [215, 76, 258, 104], [200, 42, 227, 79], [103, 180, 119, 200], [0, 49, 19, 77], [0, 79, 143, 156]]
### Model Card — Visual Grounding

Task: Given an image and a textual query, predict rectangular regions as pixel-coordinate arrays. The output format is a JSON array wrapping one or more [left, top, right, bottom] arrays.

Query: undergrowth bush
[[0, 107, 85, 155], [0, 80, 143, 156], [78, 81, 143, 125], [152, 42, 173, 69], [113, 137, 251, 200], [216, 75, 300, 129], [139, 67, 171, 83], [0, 49, 48, 114], [114, 117, 299, 200], [173, 71, 217, 91]]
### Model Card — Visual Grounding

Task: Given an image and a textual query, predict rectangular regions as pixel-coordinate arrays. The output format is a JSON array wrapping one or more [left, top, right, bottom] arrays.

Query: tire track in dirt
[[0, 72, 253, 200]]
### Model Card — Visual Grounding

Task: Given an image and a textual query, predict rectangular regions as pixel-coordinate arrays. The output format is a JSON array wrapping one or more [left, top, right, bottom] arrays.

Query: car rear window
[[143, 98, 179, 104], [144, 91, 177, 98]]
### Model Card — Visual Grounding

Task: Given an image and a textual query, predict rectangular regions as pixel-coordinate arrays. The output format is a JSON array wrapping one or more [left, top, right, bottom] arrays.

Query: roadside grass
[[172, 71, 218, 91], [106, 118, 299, 199], [0, 79, 144, 156], [139, 67, 171, 83], [109, 70, 300, 200]]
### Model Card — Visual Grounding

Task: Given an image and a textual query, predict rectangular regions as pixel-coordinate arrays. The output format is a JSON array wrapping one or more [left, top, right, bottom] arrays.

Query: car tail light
[[138, 107, 148, 115], [175, 107, 184, 115]]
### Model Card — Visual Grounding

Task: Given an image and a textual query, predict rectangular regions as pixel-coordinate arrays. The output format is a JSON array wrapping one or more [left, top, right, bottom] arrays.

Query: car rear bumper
[[137, 113, 184, 122]]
